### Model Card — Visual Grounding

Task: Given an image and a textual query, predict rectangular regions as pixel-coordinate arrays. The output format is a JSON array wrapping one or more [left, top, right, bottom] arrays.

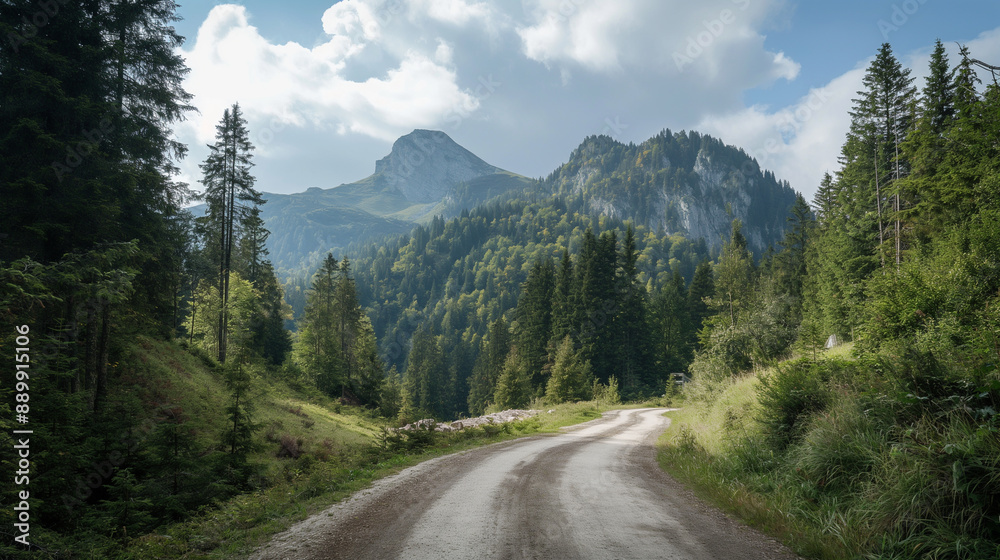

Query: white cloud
[[179, 3, 478, 149], [697, 64, 864, 200], [516, 0, 797, 86]]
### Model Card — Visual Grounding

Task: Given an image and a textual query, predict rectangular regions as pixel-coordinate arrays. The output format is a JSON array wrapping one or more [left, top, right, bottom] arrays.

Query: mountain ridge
[[244, 128, 797, 274], [544, 129, 797, 255]]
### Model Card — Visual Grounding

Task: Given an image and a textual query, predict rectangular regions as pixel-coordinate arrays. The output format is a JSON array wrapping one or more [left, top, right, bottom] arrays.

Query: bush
[[756, 358, 831, 450], [788, 396, 890, 496]]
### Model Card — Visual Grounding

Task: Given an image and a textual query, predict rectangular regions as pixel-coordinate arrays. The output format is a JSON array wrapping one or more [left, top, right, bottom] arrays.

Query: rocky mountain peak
[[374, 129, 502, 203]]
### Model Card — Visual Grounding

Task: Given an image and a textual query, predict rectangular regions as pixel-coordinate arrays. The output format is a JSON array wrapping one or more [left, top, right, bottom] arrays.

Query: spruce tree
[[687, 259, 715, 337], [294, 254, 342, 394], [545, 336, 594, 403], [494, 346, 532, 410], [903, 39, 956, 235], [653, 270, 692, 374], [617, 225, 654, 393], [512, 259, 555, 389], [198, 103, 262, 363], [550, 249, 575, 341], [713, 219, 755, 328], [468, 318, 510, 415]]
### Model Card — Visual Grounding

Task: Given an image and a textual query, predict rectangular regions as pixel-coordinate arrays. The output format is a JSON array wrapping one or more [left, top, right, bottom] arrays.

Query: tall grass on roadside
[[659, 351, 1000, 560]]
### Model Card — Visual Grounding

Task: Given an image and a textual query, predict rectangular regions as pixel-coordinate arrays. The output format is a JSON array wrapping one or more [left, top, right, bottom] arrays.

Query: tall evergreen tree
[[403, 327, 448, 418], [512, 259, 555, 390], [294, 254, 342, 395], [550, 249, 576, 342], [617, 225, 654, 393], [687, 259, 715, 338], [772, 194, 814, 322], [198, 103, 262, 363], [903, 39, 957, 237], [494, 346, 532, 410], [468, 318, 511, 415], [840, 42, 916, 269], [545, 336, 594, 403], [713, 220, 755, 328], [653, 270, 692, 374]]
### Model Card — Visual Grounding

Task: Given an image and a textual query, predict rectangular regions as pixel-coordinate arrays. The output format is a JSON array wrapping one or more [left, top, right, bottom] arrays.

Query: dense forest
[[1, 0, 997, 555]]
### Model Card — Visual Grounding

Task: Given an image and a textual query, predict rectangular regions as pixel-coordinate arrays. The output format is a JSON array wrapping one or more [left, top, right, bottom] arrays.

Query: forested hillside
[[544, 130, 798, 254], [347, 198, 716, 418]]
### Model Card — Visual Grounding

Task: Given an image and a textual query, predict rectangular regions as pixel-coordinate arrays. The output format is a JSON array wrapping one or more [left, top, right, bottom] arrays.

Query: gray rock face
[[374, 129, 502, 203]]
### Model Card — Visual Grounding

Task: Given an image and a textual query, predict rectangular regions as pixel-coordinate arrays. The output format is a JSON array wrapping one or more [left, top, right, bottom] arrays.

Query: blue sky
[[170, 1, 1000, 201]]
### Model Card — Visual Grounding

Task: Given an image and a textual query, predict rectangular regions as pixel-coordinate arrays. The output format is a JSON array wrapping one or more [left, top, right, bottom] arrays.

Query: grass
[[657, 387, 855, 559]]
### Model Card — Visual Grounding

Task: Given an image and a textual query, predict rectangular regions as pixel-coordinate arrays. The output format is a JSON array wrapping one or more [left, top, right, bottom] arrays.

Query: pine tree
[[772, 194, 814, 322], [198, 103, 262, 363], [687, 259, 715, 337], [617, 225, 654, 393], [512, 259, 555, 390], [403, 327, 448, 418], [545, 336, 594, 403], [468, 318, 510, 415], [903, 39, 957, 236], [811, 172, 837, 226], [713, 220, 755, 328], [352, 315, 386, 408], [294, 254, 342, 394], [840, 42, 916, 269], [494, 346, 532, 410], [653, 270, 692, 374], [221, 360, 259, 487], [334, 258, 363, 398], [550, 249, 575, 341]]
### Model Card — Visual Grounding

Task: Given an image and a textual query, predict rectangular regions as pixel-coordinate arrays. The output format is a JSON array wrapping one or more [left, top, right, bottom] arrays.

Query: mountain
[[255, 130, 533, 271], [543, 130, 798, 255], [253, 128, 796, 275]]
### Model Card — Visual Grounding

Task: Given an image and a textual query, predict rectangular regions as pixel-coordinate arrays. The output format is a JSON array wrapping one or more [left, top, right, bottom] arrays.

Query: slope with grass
[[658, 342, 1000, 560]]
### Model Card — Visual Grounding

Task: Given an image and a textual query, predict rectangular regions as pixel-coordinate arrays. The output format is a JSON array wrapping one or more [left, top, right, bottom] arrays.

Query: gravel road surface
[[252, 408, 800, 560]]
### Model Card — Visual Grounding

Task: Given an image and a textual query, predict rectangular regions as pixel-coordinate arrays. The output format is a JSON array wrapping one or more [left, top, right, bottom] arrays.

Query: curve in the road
[[252, 408, 799, 560]]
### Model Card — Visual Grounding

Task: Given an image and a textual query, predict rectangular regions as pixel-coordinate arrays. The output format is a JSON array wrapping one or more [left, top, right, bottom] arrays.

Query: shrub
[[277, 434, 303, 458], [756, 358, 831, 450], [788, 396, 890, 495]]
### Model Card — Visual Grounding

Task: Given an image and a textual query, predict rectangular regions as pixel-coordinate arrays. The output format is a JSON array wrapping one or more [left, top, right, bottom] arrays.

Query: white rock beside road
[[398, 409, 539, 432]]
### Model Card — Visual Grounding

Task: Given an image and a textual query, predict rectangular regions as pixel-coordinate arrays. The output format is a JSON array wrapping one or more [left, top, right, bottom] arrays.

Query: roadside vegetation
[[655, 40, 1000, 560]]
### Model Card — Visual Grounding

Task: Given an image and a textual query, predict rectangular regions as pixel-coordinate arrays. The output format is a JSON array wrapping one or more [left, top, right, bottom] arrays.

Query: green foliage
[[592, 375, 621, 406], [546, 129, 798, 257], [402, 327, 451, 418], [467, 318, 511, 415], [756, 359, 833, 450], [493, 347, 532, 410], [545, 336, 594, 403]]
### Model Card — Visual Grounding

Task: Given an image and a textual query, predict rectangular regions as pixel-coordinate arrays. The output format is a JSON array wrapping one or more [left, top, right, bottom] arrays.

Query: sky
[[170, 0, 1000, 202]]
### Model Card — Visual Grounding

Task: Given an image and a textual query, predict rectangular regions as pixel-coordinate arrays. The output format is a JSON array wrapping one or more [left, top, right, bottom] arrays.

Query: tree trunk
[[94, 301, 112, 412]]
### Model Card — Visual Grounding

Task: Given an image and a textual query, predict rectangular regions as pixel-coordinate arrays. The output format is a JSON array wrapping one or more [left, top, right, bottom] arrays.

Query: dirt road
[[252, 408, 799, 560]]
